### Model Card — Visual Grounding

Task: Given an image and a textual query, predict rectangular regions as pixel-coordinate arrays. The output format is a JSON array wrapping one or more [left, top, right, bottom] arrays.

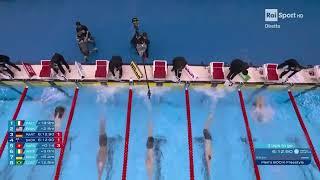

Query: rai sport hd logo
[[264, 9, 304, 29]]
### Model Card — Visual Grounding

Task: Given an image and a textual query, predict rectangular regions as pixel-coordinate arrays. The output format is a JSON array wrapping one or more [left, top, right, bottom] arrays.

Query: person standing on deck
[[131, 17, 150, 58], [0, 55, 21, 78], [277, 59, 304, 82], [131, 31, 150, 58], [75, 21, 98, 62], [97, 118, 108, 180], [76, 21, 95, 43], [227, 59, 249, 85]]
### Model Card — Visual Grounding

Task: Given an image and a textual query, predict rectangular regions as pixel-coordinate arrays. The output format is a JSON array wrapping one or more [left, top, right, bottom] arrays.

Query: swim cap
[[55, 106, 65, 118], [146, 137, 154, 149]]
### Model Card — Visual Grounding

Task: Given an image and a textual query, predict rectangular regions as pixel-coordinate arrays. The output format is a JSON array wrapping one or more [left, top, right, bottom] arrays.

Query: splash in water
[[136, 86, 171, 111], [0, 88, 10, 115], [41, 87, 67, 104], [194, 87, 226, 109], [96, 86, 124, 104], [251, 106, 274, 123], [136, 87, 170, 99], [298, 92, 320, 126]]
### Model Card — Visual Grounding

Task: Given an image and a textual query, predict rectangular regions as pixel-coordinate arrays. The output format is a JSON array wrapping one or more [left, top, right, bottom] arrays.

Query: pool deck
[[1, 63, 320, 86]]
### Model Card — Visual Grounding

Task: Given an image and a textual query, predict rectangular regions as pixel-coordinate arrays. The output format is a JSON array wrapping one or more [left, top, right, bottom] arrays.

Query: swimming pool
[[0, 85, 319, 180]]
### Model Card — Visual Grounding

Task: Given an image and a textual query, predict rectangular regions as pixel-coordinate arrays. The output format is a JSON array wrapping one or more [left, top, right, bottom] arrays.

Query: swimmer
[[252, 96, 274, 123], [146, 121, 154, 180], [252, 96, 265, 122], [97, 118, 107, 180], [203, 113, 213, 176], [253, 96, 264, 109], [54, 106, 65, 131]]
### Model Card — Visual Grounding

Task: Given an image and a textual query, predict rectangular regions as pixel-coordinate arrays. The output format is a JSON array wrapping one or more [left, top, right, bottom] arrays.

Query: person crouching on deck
[[277, 59, 305, 82], [226, 59, 249, 85], [0, 55, 21, 78], [109, 56, 123, 79], [50, 53, 71, 78], [171, 57, 187, 81]]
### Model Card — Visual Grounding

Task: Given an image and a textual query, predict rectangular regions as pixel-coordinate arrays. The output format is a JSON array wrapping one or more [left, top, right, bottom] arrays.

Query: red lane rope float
[[54, 87, 79, 180], [0, 86, 28, 158], [121, 88, 133, 180], [237, 89, 261, 180], [288, 90, 320, 170], [185, 89, 195, 180]]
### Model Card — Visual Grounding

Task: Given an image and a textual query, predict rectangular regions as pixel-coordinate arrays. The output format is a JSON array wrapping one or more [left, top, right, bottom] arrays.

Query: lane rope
[[0, 86, 28, 158], [238, 89, 261, 180], [288, 90, 320, 170], [121, 88, 133, 180], [185, 89, 195, 180], [54, 87, 79, 180]]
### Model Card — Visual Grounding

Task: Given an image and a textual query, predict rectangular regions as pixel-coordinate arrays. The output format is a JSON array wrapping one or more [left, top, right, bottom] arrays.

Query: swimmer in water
[[252, 96, 274, 123], [54, 106, 65, 131], [253, 96, 264, 109], [146, 121, 154, 180], [97, 118, 107, 180], [203, 113, 213, 176]]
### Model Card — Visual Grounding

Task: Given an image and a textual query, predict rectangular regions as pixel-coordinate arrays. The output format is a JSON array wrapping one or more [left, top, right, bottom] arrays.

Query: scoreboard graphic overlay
[[8, 120, 62, 166]]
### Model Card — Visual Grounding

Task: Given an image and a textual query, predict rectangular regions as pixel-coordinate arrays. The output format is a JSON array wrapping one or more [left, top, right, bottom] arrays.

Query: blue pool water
[[0, 85, 319, 180]]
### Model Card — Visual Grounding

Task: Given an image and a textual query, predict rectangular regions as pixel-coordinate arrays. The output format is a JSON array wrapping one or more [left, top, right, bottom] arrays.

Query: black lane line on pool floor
[[0, 86, 28, 158], [48, 81, 72, 98], [154, 137, 166, 180], [238, 89, 261, 180], [194, 137, 210, 180], [0, 82, 33, 100], [288, 90, 320, 171], [105, 136, 123, 180]]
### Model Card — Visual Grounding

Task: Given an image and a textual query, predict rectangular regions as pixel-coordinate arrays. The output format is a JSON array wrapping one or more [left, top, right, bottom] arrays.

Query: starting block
[[184, 65, 198, 80]]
